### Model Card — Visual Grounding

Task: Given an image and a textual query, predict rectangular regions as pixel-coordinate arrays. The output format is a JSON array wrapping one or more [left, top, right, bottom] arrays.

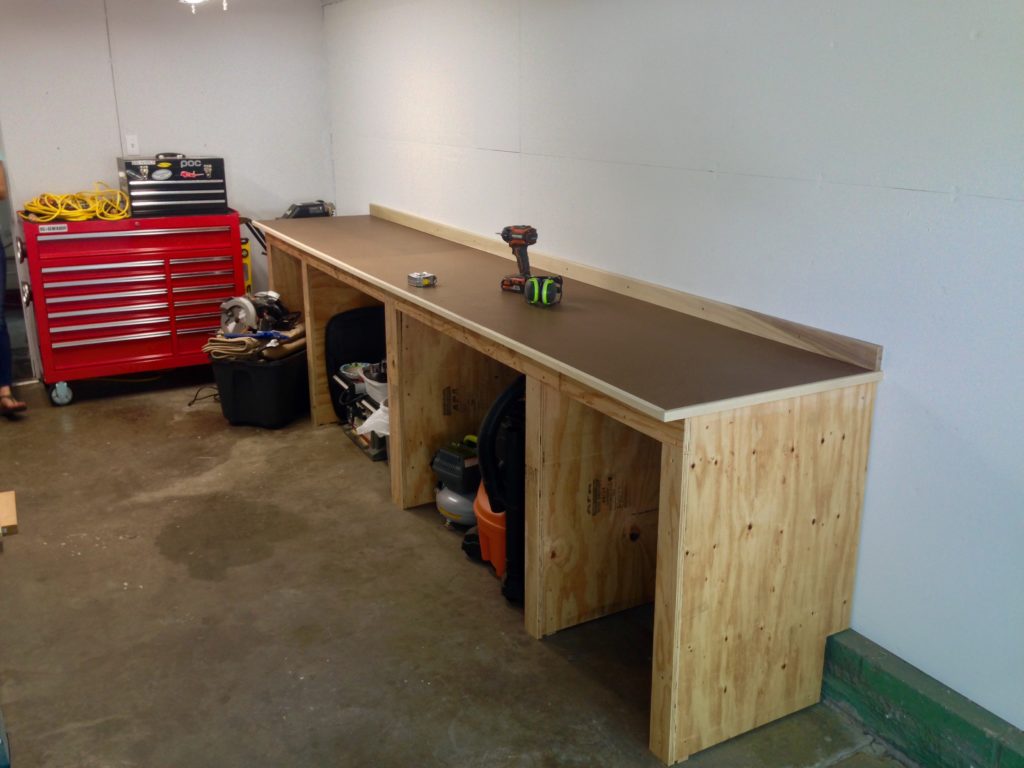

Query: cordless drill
[[499, 225, 537, 294]]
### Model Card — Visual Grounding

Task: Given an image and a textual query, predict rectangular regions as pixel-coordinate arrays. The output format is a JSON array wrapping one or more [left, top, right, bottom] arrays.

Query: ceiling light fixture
[[179, 0, 228, 14]]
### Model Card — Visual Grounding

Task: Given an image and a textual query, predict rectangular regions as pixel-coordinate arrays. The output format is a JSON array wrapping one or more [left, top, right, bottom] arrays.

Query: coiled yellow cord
[[19, 182, 130, 222]]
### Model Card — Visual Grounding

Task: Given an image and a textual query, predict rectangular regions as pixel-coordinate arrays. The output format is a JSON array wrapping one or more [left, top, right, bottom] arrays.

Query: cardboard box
[[0, 491, 17, 537]]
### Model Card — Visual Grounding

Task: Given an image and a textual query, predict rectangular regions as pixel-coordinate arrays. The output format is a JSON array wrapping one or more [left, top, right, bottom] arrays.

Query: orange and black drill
[[499, 225, 537, 294], [499, 225, 563, 306]]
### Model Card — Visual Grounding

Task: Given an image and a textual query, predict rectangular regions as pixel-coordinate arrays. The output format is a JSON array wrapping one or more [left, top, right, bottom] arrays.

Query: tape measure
[[408, 271, 438, 288]]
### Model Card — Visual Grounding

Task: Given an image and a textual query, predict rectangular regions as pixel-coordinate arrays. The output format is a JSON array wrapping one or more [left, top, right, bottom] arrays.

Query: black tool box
[[118, 154, 229, 217], [211, 350, 309, 429]]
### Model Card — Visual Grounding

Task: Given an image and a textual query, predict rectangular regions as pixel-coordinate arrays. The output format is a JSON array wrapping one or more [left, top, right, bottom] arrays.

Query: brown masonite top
[[257, 215, 876, 422]]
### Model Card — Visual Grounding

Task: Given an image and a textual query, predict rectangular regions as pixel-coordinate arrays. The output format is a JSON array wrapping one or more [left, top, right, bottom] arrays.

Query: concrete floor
[[0, 370, 914, 768]]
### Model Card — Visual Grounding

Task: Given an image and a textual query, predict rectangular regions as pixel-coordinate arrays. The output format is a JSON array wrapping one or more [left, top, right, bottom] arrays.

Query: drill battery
[[500, 274, 528, 293]]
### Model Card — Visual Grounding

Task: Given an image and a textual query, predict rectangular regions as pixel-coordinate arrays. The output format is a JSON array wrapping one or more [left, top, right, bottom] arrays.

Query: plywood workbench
[[256, 208, 882, 765]]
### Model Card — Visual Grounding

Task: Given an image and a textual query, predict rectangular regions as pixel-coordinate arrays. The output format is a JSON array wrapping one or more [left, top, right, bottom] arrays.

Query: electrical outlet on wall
[[125, 134, 140, 155]]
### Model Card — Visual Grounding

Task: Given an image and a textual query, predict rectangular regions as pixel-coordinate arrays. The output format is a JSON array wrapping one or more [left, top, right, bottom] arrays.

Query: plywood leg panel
[[649, 438, 690, 764], [387, 310, 517, 509], [267, 241, 304, 311], [524, 376, 662, 639], [650, 383, 876, 763], [301, 262, 381, 427], [384, 303, 405, 508]]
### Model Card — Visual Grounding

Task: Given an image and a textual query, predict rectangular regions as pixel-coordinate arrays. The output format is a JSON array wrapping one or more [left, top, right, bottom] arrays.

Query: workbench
[[256, 207, 882, 765]]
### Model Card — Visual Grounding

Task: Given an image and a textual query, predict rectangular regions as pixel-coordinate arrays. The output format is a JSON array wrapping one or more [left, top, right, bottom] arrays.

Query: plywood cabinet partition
[[386, 307, 519, 509], [525, 376, 663, 638], [270, 240, 385, 426], [258, 213, 882, 766], [267, 240, 304, 312]]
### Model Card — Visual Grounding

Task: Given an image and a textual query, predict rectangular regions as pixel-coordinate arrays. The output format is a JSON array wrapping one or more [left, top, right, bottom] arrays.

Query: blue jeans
[[0, 238, 11, 388]]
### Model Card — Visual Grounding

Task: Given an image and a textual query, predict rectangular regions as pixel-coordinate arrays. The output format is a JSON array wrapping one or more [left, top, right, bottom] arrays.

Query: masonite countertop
[[257, 215, 878, 422]]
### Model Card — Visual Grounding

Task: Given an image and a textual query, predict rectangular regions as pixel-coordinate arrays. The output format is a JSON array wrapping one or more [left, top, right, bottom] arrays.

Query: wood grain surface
[[650, 382, 876, 763], [525, 376, 663, 639], [302, 263, 382, 426], [387, 309, 519, 509], [370, 204, 883, 371], [258, 216, 879, 423]]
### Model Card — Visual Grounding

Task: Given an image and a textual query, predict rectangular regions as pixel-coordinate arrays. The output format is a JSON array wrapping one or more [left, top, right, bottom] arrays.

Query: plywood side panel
[[524, 377, 661, 638], [389, 311, 518, 509], [384, 302, 405, 508], [302, 262, 382, 426], [669, 383, 876, 756], [649, 439, 691, 764], [524, 377, 546, 639], [273, 238, 392, 304], [267, 239, 305, 315]]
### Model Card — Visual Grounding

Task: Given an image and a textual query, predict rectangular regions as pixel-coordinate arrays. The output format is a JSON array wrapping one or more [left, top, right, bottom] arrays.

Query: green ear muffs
[[524, 275, 563, 307]]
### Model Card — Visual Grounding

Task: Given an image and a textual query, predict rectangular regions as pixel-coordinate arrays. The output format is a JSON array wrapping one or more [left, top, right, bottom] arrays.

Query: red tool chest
[[21, 212, 243, 404]]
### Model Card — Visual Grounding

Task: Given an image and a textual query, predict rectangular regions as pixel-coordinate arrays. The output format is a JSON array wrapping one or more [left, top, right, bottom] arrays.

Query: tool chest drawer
[[22, 213, 243, 396]]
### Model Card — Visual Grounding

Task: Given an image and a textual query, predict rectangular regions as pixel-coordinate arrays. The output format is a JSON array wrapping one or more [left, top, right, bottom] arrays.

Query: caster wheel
[[48, 381, 73, 406]]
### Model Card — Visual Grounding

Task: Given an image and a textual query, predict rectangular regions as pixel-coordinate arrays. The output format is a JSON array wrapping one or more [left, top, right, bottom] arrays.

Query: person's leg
[[0, 240, 26, 413], [0, 238, 12, 389]]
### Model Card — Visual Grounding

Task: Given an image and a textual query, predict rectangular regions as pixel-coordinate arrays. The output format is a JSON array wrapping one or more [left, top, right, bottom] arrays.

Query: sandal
[[0, 394, 27, 416]]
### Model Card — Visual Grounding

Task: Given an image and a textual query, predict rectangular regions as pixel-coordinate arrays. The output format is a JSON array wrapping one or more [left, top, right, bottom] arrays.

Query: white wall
[[323, 0, 1024, 727], [0, 0, 333, 289]]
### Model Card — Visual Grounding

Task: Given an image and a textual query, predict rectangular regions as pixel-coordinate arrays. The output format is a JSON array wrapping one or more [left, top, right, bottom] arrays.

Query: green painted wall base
[[823, 631, 1023, 768]]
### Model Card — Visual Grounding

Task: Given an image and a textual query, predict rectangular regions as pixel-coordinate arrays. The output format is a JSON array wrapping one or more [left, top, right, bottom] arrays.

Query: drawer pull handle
[[47, 288, 167, 304], [49, 302, 169, 319], [45, 274, 164, 289], [52, 330, 171, 349], [37, 226, 231, 242], [174, 283, 234, 294], [130, 189, 226, 198], [171, 270, 234, 280], [173, 297, 231, 308], [176, 311, 221, 321], [131, 199, 227, 208], [169, 256, 232, 265], [128, 179, 223, 187], [177, 326, 219, 336], [42, 260, 164, 274], [50, 317, 169, 334]]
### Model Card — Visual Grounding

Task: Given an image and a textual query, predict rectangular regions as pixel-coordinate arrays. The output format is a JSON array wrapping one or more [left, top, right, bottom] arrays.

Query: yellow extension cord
[[19, 182, 130, 222]]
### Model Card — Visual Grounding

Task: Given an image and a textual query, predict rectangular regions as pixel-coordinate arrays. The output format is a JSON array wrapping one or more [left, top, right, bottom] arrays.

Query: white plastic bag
[[356, 401, 390, 436]]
